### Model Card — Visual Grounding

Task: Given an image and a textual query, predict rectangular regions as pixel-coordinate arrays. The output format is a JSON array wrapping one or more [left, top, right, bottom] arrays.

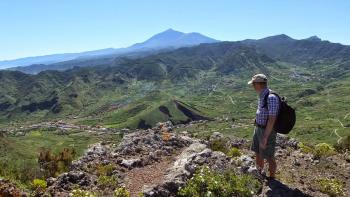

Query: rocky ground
[[0, 179, 27, 197], [240, 136, 350, 197], [1, 121, 349, 196]]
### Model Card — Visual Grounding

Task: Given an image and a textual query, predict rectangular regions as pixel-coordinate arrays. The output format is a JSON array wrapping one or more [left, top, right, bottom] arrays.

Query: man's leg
[[255, 153, 264, 172], [252, 127, 266, 175], [267, 157, 276, 178]]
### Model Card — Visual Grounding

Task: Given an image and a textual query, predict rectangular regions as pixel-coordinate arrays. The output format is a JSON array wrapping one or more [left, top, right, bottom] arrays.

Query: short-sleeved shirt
[[255, 88, 280, 126]]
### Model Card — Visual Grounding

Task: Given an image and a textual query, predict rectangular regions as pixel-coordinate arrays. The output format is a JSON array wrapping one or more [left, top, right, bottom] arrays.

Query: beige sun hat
[[247, 74, 268, 84]]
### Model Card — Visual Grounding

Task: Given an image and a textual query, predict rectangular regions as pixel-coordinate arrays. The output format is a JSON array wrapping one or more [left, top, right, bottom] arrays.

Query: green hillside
[[0, 36, 349, 145], [1, 35, 350, 191]]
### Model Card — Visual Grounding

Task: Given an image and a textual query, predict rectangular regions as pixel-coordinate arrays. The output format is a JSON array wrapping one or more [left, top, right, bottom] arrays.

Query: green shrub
[[38, 148, 76, 178], [334, 135, 350, 152], [298, 99, 314, 107], [317, 178, 345, 197], [297, 89, 317, 97], [70, 188, 97, 197], [32, 178, 47, 190], [31, 178, 47, 195], [97, 164, 115, 176], [178, 166, 261, 197], [227, 147, 242, 158], [298, 142, 313, 154], [0, 158, 41, 184], [299, 142, 335, 159], [314, 143, 335, 158], [97, 175, 118, 189], [114, 186, 130, 197], [210, 139, 229, 154]]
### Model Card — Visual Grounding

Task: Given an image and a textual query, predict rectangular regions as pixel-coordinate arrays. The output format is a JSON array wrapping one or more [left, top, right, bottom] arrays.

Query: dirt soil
[[125, 155, 179, 197]]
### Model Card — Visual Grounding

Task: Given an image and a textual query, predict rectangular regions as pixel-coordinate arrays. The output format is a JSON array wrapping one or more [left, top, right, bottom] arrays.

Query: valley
[[0, 32, 350, 196]]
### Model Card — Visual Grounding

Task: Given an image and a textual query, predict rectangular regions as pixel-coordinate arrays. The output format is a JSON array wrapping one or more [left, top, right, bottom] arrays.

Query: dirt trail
[[125, 156, 176, 197]]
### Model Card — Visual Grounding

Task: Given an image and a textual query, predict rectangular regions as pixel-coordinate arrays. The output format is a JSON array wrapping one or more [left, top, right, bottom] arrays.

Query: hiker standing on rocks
[[248, 74, 279, 179]]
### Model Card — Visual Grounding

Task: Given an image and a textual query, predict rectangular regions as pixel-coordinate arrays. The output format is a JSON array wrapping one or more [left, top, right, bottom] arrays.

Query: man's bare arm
[[264, 115, 277, 140]]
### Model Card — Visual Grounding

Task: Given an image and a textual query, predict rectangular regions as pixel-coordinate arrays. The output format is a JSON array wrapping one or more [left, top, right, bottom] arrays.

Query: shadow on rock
[[266, 179, 312, 197]]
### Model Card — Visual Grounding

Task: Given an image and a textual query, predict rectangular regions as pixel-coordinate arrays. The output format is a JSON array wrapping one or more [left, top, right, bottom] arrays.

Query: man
[[248, 74, 279, 180]]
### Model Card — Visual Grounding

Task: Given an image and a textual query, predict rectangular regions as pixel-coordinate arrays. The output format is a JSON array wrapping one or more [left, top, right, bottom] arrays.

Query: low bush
[[314, 143, 335, 158], [32, 179, 47, 190], [0, 159, 41, 185], [298, 142, 335, 159], [97, 175, 118, 190], [38, 148, 76, 178], [316, 178, 345, 197], [210, 139, 229, 154], [114, 186, 130, 197], [178, 166, 261, 197], [31, 178, 47, 195], [70, 188, 97, 197], [227, 147, 242, 158], [334, 135, 350, 152], [298, 142, 313, 154], [97, 164, 116, 176], [297, 89, 317, 97]]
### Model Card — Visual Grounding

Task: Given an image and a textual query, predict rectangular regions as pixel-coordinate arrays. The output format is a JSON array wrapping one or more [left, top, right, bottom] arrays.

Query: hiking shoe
[[250, 168, 266, 181]]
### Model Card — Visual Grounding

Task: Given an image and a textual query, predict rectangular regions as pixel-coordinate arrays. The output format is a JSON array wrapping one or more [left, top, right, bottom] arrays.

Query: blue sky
[[0, 0, 349, 60]]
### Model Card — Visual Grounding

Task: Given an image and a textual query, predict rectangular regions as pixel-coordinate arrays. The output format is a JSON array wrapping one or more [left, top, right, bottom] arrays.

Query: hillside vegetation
[[1, 35, 349, 144], [0, 34, 350, 195]]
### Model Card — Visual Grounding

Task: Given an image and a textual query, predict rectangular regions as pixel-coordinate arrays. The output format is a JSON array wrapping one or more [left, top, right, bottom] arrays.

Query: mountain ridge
[[0, 29, 218, 70], [241, 34, 350, 65], [129, 28, 218, 50], [8, 33, 349, 75], [0, 34, 349, 145]]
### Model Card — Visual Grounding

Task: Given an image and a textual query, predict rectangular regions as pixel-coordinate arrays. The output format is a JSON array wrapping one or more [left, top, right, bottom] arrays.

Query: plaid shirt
[[255, 88, 280, 126]]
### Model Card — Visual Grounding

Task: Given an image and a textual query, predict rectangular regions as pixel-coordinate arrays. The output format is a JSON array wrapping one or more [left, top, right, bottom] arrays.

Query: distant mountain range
[[128, 28, 218, 50], [0, 30, 350, 120], [0, 29, 218, 71], [242, 34, 350, 65], [1, 32, 350, 130]]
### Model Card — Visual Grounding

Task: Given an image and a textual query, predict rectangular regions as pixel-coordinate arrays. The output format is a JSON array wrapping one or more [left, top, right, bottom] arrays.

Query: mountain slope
[[129, 28, 218, 50], [111, 42, 273, 80], [242, 34, 350, 65], [0, 48, 117, 70], [0, 41, 272, 125], [0, 35, 349, 145], [0, 29, 218, 71]]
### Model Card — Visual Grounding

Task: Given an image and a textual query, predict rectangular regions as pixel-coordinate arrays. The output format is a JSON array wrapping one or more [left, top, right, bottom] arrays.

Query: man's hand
[[260, 137, 268, 149], [260, 115, 277, 150]]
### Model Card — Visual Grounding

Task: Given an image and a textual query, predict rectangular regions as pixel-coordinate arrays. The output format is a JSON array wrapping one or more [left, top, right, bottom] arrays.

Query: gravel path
[[125, 156, 176, 197]]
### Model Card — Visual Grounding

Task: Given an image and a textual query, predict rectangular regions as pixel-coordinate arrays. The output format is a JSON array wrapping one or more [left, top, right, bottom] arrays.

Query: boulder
[[237, 155, 255, 172], [276, 134, 299, 149], [229, 138, 248, 148], [45, 171, 96, 196], [121, 158, 142, 169], [86, 143, 108, 156], [142, 142, 232, 196], [209, 131, 224, 142]]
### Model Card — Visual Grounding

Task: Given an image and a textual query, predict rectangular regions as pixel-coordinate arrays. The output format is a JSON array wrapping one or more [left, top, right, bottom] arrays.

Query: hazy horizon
[[1, 0, 349, 60]]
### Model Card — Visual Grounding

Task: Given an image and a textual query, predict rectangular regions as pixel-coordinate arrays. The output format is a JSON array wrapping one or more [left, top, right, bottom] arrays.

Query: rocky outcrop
[[46, 171, 97, 196], [209, 131, 224, 142], [276, 134, 299, 149], [143, 142, 232, 196], [41, 122, 348, 197], [46, 122, 194, 196]]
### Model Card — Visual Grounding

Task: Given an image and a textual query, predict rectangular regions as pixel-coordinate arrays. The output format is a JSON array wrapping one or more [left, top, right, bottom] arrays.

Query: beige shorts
[[251, 126, 277, 159]]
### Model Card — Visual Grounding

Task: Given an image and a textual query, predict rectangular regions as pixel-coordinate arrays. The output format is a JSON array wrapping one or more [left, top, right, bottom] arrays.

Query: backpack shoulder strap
[[262, 90, 270, 109], [262, 90, 280, 109]]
